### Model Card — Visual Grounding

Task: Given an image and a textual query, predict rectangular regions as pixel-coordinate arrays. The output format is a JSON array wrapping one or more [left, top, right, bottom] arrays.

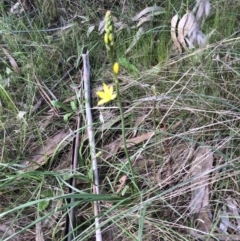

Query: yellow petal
[[96, 91, 107, 99], [96, 83, 116, 106], [111, 93, 117, 100], [107, 85, 113, 95], [103, 83, 109, 93], [98, 98, 109, 106]]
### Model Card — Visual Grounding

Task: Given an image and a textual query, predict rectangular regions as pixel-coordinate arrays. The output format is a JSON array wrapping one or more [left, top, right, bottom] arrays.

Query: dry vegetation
[[0, 0, 240, 240]]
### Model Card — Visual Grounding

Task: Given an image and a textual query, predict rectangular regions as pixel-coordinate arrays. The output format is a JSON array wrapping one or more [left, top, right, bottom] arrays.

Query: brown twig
[[64, 114, 82, 241]]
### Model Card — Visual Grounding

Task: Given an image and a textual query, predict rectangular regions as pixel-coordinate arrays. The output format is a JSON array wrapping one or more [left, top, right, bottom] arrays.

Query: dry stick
[[82, 51, 102, 241], [64, 82, 83, 240], [65, 115, 82, 241]]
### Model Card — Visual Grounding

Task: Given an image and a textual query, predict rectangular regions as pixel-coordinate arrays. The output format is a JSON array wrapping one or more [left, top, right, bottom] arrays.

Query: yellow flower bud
[[104, 33, 109, 44], [104, 10, 114, 51], [108, 25, 113, 33], [104, 25, 108, 32], [106, 28, 111, 34], [108, 33, 113, 42], [113, 62, 120, 75], [107, 19, 111, 27], [105, 11, 111, 18]]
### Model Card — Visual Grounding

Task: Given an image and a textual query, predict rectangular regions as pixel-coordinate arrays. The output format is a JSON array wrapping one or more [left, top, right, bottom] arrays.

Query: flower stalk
[[103, 11, 136, 186]]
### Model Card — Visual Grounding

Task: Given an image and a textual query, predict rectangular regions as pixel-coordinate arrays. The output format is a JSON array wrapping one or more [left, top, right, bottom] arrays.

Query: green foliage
[[38, 190, 53, 211]]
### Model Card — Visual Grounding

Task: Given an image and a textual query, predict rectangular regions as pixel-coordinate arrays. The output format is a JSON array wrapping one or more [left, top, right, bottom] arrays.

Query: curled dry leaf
[[101, 131, 155, 161], [136, 16, 153, 28], [218, 197, 240, 234], [189, 146, 213, 238], [171, 14, 182, 54], [177, 13, 188, 50], [182, 12, 196, 38], [10, 2, 24, 15], [116, 175, 127, 194], [196, 0, 211, 21], [87, 25, 95, 37], [218, 205, 237, 234], [186, 22, 208, 48], [121, 131, 154, 149], [17, 111, 27, 120], [189, 146, 213, 213], [226, 197, 240, 229], [131, 6, 164, 22], [177, 12, 196, 50], [171, 1, 211, 53]]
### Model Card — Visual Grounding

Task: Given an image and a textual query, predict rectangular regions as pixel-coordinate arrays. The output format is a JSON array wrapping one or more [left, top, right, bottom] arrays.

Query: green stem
[[109, 50, 136, 187], [113, 74, 136, 181]]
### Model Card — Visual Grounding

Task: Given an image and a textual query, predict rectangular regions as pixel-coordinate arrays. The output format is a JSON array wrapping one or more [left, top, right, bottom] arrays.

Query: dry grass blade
[[35, 76, 59, 116], [1, 47, 20, 73]]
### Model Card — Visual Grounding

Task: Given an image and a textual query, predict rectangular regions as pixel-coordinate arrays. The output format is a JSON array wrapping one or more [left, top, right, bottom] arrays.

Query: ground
[[0, 0, 240, 240]]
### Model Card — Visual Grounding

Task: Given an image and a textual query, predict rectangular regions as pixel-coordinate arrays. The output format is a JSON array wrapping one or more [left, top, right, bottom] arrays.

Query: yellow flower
[[96, 83, 117, 106], [113, 62, 120, 75]]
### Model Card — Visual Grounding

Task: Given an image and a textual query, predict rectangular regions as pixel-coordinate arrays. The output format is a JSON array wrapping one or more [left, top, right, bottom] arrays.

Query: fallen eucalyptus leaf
[[132, 6, 164, 21], [171, 14, 182, 54]]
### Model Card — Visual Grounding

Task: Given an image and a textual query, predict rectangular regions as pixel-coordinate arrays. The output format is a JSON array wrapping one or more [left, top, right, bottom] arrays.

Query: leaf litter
[[2, 1, 240, 240], [171, 0, 211, 53], [21, 130, 75, 172]]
